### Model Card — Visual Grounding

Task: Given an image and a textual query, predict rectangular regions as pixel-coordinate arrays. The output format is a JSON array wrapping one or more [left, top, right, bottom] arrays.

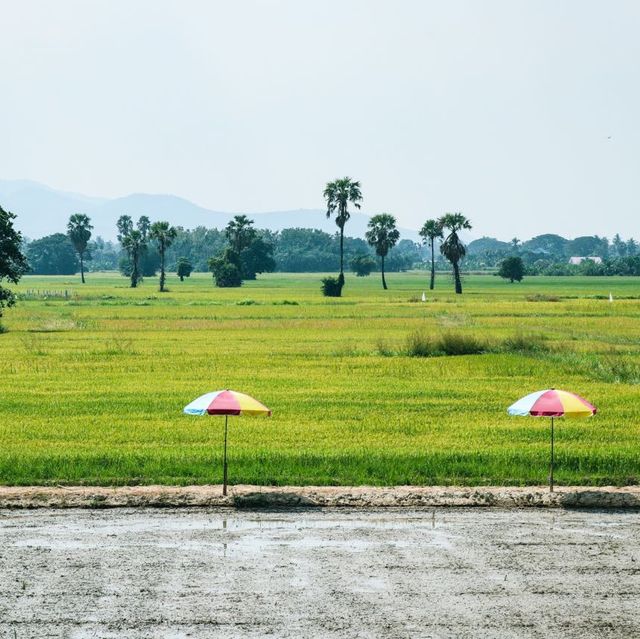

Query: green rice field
[[1, 271, 639, 486]]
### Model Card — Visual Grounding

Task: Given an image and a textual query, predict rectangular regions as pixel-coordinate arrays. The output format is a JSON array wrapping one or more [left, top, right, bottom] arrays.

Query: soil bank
[[1, 484, 640, 509]]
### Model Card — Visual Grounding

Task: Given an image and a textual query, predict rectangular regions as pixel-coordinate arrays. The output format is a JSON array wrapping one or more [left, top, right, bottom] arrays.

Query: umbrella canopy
[[508, 389, 596, 418], [183, 389, 271, 496], [507, 388, 596, 491], [184, 390, 272, 417]]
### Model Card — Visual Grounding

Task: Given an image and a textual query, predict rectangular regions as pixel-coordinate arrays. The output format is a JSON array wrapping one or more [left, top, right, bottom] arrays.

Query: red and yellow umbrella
[[508, 389, 596, 491], [184, 390, 272, 495]]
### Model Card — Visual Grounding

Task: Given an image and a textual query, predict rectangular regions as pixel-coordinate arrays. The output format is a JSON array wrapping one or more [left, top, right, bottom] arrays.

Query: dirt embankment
[[1, 484, 639, 509]]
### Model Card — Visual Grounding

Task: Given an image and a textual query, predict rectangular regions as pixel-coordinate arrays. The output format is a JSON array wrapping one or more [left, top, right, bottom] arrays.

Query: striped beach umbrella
[[184, 390, 272, 495], [508, 389, 596, 491]]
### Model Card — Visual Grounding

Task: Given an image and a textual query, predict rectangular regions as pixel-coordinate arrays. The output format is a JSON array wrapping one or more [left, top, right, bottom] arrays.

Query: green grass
[[1, 271, 639, 487]]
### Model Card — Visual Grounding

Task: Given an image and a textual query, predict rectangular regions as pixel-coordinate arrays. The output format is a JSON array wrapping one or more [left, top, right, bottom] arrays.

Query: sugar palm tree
[[365, 214, 400, 290], [419, 219, 443, 290], [225, 215, 256, 254], [150, 221, 177, 292], [323, 177, 363, 287], [122, 230, 147, 288], [67, 214, 93, 283], [439, 213, 472, 294]]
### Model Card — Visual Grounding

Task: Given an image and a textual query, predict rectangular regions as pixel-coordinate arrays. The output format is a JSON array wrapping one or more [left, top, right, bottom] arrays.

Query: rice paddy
[[1, 272, 639, 486]]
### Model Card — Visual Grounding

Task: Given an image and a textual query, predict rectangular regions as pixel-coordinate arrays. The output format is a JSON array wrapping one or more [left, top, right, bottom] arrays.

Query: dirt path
[[1, 484, 640, 509], [0, 507, 639, 638]]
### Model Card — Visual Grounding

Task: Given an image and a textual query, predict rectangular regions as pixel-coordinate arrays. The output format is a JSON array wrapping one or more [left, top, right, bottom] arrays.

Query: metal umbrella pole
[[223, 414, 229, 496], [549, 417, 554, 492]]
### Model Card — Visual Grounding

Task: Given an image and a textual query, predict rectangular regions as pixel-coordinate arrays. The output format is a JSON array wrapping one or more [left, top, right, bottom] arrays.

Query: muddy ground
[[0, 508, 639, 638], [1, 484, 640, 509]]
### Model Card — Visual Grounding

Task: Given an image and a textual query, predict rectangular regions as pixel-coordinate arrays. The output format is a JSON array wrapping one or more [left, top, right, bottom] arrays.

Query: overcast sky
[[1, 0, 639, 239]]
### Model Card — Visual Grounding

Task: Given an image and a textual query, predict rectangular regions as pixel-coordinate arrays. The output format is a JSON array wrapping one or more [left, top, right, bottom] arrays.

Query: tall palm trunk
[[338, 223, 345, 286], [80, 253, 85, 284], [159, 245, 166, 292], [452, 260, 462, 294], [429, 239, 435, 290], [381, 255, 387, 290], [131, 249, 139, 288]]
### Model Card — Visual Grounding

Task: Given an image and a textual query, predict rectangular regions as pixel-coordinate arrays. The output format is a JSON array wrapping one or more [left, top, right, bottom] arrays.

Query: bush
[[439, 332, 485, 355], [321, 276, 343, 297], [375, 337, 395, 357], [405, 331, 437, 357], [405, 330, 485, 357], [502, 331, 549, 353], [211, 261, 242, 287], [208, 250, 243, 288]]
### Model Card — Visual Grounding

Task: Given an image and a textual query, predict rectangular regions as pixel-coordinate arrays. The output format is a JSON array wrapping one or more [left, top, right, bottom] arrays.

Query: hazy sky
[[1, 0, 639, 239]]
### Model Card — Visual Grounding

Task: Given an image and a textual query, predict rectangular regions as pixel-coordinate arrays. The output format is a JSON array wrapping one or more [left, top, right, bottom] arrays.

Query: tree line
[[3, 173, 640, 305]]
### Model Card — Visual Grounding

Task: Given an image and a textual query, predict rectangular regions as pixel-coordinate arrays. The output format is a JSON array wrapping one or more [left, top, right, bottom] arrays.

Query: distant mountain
[[0, 179, 420, 241]]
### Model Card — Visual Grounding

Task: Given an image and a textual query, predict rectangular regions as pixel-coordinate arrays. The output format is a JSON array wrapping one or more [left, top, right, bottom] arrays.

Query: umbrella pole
[[223, 415, 229, 496], [549, 417, 555, 492]]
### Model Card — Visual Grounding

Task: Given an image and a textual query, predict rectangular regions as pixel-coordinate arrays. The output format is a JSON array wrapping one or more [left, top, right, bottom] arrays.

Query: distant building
[[569, 256, 603, 265]]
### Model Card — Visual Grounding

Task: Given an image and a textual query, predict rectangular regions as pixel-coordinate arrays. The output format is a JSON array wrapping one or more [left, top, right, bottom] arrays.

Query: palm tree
[[323, 177, 363, 287], [225, 215, 256, 254], [120, 228, 146, 288], [439, 212, 472, 294], [365, 214, 400, 290], [67, 214, 93, 283], [150, 221, 177, 292], [419, 219, 443, 290]]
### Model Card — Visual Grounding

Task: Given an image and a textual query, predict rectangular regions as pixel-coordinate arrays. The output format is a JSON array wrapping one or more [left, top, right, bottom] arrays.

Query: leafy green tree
[[385, 239, 421, 272], [26, 233, 79, 275], [419, 219, 443, 290], [498, 256, 524, 282], [0, 206, 28, 325], [323, 177, 363, 289], [240, 235, 275, 280], [439, 212, 472, 294], [165, 227, 226, 272], [176, 257, 193, 281], [149, 221, 177, 292], [208, 248, 242, 287], [67, 214, 93, 283], [521, 234, 568, 259], [365, 214, 400, 290], [350, 254, 376, 277], [88, 237, 119, 271], [117, 215, 148, 288]]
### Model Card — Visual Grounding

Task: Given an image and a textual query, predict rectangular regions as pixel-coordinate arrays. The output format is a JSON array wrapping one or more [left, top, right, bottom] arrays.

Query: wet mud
[[1, 508, 639, 638], [1, 484, 640, 509]]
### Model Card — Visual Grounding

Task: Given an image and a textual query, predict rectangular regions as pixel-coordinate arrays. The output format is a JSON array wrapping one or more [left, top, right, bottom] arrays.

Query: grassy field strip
[[1, 272, 639, 486]]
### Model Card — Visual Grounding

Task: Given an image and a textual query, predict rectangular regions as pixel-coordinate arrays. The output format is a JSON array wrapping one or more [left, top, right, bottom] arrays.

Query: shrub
[[502, 331, 549, 353], [439, 332, 485, 355], [405, 331, 437, 357], [321, 276, 343, 297], [595, 356, 640, 385], [375, 337, 395, 357], [209, 250, 243, 288]]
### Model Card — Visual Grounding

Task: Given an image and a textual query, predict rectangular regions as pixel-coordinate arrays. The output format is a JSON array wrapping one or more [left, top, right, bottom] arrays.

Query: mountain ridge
[[0, 179, 420, 242]]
